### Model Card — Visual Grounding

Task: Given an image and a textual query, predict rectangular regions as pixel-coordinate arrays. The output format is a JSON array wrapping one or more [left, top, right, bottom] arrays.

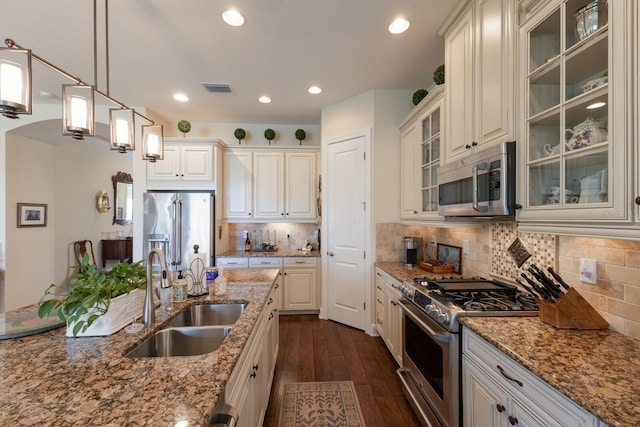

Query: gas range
[[401, 276, 539, 333]]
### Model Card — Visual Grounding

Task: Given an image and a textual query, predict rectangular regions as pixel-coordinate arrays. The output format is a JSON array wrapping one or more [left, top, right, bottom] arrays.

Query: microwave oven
[[437, 141, 516, 217]]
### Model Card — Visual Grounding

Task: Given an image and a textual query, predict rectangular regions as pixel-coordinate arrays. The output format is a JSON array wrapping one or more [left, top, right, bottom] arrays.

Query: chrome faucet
[[143, 248, 173, 325]]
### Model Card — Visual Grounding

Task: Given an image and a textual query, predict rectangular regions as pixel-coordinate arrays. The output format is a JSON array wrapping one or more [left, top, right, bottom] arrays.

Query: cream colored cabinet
[[374, 267, 402, 365], [517, 0, 633, 234], [147, 139, 224, 190], [442, 0, 515, 163], [225, 151, 253, 219], [227, 284, 279, 427], [224, 149, 318, 222], [253, 152, 285, 220], [462, 327, 599, 426], [282, 257, 318, 311], [399, 85, 444, 221]]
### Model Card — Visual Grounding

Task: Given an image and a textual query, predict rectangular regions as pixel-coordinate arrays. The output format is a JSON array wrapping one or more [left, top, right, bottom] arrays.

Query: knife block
[[538, 288, 608, 329]]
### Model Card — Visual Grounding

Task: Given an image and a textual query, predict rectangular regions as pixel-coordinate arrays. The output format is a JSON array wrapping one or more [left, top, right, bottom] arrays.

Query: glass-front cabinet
[[400, 85, 445, 222], [517, 0, 633, 228]]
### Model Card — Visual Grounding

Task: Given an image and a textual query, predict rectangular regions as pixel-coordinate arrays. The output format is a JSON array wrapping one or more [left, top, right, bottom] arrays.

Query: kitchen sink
[[168, 303, 247, 327], [126, 326, 232, 358]]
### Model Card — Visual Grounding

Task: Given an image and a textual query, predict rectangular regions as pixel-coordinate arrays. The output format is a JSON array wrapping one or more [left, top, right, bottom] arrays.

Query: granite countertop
[[376, 261, 640, 426], [218, 249, 321, 258], [462, 317, 640, 427], [0, 269, 279, 427]]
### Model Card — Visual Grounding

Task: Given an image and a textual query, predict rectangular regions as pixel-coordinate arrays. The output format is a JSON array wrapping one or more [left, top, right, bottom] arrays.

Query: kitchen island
[[0, 269, 279, 427], [462, 317, 640, 427]]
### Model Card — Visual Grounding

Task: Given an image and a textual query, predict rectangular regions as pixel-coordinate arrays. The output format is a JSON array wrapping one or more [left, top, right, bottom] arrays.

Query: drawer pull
[[269, 313, 274, 320], [260, 261, 270, 264], [497, 365, 523, 387], [228, 262, 238, 265], [294, 261, 306, 264], [496, 404, 505, 413], [508, 415, 518, 425], [268, 298, 273, 305]]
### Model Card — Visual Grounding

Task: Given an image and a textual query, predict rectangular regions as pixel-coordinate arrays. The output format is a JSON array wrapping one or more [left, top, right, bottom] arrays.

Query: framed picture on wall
[[437, 243, 462, 274], [17, 203, 47, 227]]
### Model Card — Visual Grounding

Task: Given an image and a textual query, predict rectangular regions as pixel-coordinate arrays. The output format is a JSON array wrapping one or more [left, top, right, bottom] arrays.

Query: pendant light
[[142, 124, 164, 162], [109, 108, 135, 152], [62, 84, 95, 140], [0, 45, 32, 118]]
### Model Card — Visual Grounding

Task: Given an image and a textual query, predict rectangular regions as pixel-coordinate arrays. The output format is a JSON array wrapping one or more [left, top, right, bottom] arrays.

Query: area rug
[[279, 381, 366, 427]]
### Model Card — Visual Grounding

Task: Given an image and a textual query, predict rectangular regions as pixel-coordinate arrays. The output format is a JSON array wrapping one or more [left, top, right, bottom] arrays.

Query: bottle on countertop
[[172, 270, 187, 302], [244, 232, 251, 252]]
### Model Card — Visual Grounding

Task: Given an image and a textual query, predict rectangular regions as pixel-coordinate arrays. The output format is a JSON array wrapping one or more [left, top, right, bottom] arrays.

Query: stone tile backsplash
[[227, 223, 320, 252], [376, 222, 640, 340]]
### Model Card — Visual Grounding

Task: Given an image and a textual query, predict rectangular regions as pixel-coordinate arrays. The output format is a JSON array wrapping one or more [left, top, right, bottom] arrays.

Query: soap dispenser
[[173, 270, 187, 302]]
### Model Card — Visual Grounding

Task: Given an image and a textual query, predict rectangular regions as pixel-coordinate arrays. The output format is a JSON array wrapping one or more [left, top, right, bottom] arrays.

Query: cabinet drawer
[[249, 257, 283, 268], [284, 257, 317, 267], [217, 257, 248, 269]]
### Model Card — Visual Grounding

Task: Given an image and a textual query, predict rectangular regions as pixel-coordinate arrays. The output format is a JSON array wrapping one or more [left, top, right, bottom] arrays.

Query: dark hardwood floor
[[263, 314, 422, 427]]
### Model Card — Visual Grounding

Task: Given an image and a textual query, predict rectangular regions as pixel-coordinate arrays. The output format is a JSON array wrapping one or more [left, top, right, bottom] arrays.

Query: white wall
[[3, 121, 132, 311]]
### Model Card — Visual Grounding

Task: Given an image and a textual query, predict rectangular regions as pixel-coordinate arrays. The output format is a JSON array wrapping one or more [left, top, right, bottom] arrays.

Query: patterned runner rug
[[279, 381, 366, 427]]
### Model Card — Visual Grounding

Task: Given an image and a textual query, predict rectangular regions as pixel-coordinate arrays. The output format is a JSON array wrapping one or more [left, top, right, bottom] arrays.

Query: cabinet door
[[400, 125, 418, 219], [374, 271, 385, 336], [476, 0, 515, 146], [418, 101, 442, 219], [253, 152, 285, 219], [385, 286, 403, 365], [283, 268, 317, 310], [225, 152, 253, 219], [285, 152, 317, 220], [147, 145, 180, 180], [445, 4, 475, 162], [180, 145, 213, 181], [462, 356, 509, 427]]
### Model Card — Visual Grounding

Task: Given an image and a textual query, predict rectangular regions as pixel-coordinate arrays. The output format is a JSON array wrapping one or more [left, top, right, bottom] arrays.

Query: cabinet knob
[[250, 372, 256, 379], [635, 196, 640, 205], [496, 404, 505, 413], [413, 210, 418, 214], [253, 364, 259, 371], [286, 212, 289, 215], [281, 212, 284, 216], [465, 144, 471, 149], [328, 251, 335, 256], [508, 416, 518, 425], [269, 312, 274, 320], [472, 141, 478, 147]]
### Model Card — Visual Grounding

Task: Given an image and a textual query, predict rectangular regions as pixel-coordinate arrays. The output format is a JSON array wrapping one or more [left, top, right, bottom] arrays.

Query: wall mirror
[[112, 172, 133, 225]]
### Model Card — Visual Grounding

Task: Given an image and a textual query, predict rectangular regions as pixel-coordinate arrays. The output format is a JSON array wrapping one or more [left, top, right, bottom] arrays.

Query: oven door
[[398, 298, 459, 427]]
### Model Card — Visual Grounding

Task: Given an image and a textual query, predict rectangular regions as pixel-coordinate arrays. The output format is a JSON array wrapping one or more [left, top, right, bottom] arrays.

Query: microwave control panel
[[488, 160, 501, 201]]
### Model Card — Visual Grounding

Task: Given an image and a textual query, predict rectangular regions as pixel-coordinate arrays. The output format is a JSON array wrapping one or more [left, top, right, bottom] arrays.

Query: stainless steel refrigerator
[[143, 191, 215, 272]]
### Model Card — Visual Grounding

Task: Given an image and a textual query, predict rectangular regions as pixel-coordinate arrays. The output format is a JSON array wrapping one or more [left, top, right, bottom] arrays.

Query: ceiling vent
[[202, 83, 232, 93]]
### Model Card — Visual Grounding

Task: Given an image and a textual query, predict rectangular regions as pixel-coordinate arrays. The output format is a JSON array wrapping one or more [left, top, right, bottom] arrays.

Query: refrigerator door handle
[[175, 198, 183, 266]]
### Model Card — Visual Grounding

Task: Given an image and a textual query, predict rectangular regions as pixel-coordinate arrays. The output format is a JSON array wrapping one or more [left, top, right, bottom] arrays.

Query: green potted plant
[[412, 89, 428, 105], [234, 128, 246, 144], [264, 128, 276, 145], [295, 129, 306, 146], [38, 254, 147, 337], [177, 120, 191, 137], [433, 64, 445, 85]]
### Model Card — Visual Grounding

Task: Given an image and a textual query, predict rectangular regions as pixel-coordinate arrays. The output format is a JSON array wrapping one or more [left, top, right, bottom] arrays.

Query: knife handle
[[547, 266, 570, 290]]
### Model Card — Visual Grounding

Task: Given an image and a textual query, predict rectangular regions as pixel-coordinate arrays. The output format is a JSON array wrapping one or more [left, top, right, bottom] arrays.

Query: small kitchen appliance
[[397, 276, 538, 427], [404, 237, 423, 268]]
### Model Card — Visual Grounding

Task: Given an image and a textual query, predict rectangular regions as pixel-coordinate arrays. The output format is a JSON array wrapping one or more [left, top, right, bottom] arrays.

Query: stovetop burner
[[405, 276, 539, 332]]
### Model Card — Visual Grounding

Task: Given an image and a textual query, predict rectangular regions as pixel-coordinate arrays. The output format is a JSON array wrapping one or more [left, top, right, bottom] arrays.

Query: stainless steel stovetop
[[400, 277, 539, 333]]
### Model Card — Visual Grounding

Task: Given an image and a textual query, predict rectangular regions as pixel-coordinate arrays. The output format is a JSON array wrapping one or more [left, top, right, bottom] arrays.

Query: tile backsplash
[[376, 221, 640, 340], [227, 223, 320, 252]]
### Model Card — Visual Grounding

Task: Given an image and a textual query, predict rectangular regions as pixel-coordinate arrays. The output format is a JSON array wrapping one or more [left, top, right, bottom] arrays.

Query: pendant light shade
[[142, 124, 164, 162], [0, 47, 32, 118], [62, 84, 94, 140], [109, 108, 135, 152]]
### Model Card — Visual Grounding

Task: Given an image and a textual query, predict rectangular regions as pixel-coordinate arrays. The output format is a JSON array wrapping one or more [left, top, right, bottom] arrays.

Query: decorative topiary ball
[[295, 129, 306, 145], [412, 89, 428, 106], [177, 120, 191, 134], [264, 128, 276, 144], [234, 128, 246, 144], [433, 64, 445, 85]]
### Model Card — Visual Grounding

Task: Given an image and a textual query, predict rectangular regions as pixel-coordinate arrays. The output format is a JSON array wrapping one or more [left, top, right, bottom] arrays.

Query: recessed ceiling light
[[586, 101, 606, 109], [308, 86, 322, 95], [388, 17, 410, 34], [173, 93, 189, 102], [222, 9, 245, 27], [258, 96, 271, 104]]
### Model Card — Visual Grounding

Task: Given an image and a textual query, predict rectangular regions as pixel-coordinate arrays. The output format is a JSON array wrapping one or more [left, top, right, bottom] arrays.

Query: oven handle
[[398, 299, 451, 343]]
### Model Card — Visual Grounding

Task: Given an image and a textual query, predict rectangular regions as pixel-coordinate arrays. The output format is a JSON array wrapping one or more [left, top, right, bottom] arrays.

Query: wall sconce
[[96, 190, 110, 213], [62, 84, 95, 140], [109, 108, 135, 153], [0, 46, 32, 118], [142, 124, 164, 162]]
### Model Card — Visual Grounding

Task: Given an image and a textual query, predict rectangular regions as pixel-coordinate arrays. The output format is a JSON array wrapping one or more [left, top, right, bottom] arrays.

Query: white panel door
[[326, 135, 366, 330]]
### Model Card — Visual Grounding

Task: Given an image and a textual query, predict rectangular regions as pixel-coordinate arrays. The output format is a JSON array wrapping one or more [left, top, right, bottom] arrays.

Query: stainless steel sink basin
[[168, 303, 247, 327], [126, 326, 231, 358]]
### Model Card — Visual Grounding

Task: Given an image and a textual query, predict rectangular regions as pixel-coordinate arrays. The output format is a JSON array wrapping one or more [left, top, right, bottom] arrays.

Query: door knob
[[327, 251, 334, 256]]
